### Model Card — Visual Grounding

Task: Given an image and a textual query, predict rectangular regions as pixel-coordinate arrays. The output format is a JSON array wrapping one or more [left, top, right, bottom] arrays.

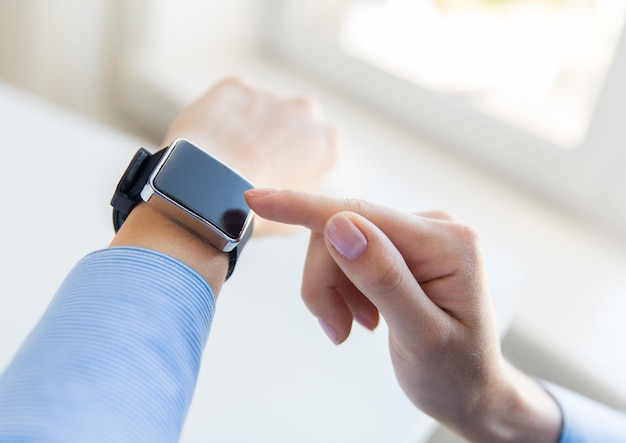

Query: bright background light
[[340, 0, 626, 146]]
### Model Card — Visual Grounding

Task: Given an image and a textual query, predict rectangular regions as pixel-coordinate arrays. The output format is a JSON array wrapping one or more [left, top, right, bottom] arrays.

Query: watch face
[[152, 140, 254, 239]]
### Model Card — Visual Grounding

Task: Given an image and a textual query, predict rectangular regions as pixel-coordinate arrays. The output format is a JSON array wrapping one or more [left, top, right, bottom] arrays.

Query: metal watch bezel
[[139, 139, 254, 253]]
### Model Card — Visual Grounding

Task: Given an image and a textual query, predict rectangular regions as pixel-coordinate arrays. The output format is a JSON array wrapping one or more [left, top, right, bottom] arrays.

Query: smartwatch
[[111, 138, 255, 280]]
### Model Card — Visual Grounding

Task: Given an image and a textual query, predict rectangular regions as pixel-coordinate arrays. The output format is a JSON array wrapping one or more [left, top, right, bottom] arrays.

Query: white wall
[[0, 0, 265, 132], [0, 0, 118, 118], [123, 0, 263, 61]]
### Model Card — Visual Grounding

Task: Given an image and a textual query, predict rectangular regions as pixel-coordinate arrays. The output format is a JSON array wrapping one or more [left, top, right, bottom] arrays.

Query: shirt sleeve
[[0, 247, 216, 443], [543, 382, 626, 443]]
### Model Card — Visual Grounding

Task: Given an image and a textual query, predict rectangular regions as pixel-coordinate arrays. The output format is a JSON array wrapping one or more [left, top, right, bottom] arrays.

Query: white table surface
[[0, 81, 437, 443], [4, 54, 626, 441]]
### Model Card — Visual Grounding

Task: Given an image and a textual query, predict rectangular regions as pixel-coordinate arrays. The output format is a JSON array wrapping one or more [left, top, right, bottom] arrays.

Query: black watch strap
[[226, 215, 253, 279], [110, 147, 251, 280], [111, 148, 166, 232]]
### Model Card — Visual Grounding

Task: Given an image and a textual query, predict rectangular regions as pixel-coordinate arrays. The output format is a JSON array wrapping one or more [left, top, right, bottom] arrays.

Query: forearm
[[0, 247, 216, 443], [0, 201, 229, 442], [110, 202, 230, 293], [0, 75, 336, 441]]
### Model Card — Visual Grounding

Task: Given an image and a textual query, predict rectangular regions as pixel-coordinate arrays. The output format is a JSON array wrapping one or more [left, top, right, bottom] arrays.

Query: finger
[[302, 232, 353, 344], [246, 189, 450, 277], [201, 77, 254, 112], [302, 233, 378, 343], [415, 210, 454, 221], [246, 189, 402, 233], [340, 282, 380, 331], [302, 232, 379, 343], [323, 211, 446, 336], [247, 189, 486, 323], [289, 95, 322, 116], [211, 76, 254, 95]]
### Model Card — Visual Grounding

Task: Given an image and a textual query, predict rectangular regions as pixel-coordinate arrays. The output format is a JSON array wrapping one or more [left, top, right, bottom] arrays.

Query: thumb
[[323, 212, 441, 335]]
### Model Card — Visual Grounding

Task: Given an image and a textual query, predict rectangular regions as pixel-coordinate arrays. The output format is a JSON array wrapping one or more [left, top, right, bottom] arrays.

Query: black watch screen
[[152, 140, 254, 239]]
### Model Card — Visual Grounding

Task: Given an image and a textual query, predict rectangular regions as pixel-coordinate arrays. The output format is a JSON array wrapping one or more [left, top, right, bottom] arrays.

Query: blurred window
[[264, 0, 626, 237], [338, 0, 626, 147], [116, 0, 626, 236]]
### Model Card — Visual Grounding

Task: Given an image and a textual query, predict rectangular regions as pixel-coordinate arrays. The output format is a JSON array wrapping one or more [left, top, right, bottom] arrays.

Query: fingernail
[[326, 215, 367, 261], [245, 188, 278, 198], [318, 318, 340, 345]]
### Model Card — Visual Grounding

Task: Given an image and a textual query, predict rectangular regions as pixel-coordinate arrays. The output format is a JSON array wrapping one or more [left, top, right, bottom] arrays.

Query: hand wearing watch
[[111, 138, 255, 280]]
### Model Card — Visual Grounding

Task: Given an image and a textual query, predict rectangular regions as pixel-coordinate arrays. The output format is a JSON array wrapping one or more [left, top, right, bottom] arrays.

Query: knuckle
[[291, 95, 320, 111], [449, 222, 483, 272], [371, 258, 405, 296], [214, 76, 252, 94], [219, 76, 245, 87], [341, 197, 375, 217], [450, 222, 479, 247]]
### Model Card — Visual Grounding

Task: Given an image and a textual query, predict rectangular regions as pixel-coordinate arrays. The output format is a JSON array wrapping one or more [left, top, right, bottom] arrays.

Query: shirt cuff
[[542, 381, 626, 443]]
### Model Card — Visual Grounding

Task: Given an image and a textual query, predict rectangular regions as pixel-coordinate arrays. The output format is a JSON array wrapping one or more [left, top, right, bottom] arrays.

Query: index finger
[[245, 188, 479, 291], [245, 188, 412, 234]]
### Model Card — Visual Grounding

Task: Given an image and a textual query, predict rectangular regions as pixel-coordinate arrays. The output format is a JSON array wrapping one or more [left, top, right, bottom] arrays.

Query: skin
[[162, 77, 339, 236], [110, 202, 231, 294], [110, 77, 339, 293], [111, 77, 562, 442], [245, 188, 563, 443]]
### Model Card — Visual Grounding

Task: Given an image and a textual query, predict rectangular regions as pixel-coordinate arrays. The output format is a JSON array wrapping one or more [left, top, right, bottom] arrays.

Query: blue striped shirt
[[0, 247, 215, 443], [1, 247, 625, 442]]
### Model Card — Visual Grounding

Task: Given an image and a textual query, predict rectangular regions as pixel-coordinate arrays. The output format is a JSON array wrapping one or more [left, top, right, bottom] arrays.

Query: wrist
[[109, 202, 230, 295], [456, 361, 562, 443]]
